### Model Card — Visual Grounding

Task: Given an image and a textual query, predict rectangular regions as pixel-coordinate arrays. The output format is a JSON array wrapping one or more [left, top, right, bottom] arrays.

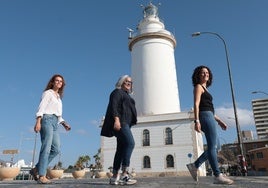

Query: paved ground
[[0, 176, 268, 188]]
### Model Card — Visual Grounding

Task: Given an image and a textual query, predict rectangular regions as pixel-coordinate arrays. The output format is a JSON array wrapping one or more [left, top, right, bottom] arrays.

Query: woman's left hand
[[62, 122, 71, 131], [218, 120, 227, 130]]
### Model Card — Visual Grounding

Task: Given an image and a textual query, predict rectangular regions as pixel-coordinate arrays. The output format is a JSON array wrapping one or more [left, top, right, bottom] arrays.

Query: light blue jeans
[[193, 111, 221, 177], [36, 114, 60, 176], [113, 124, 135, 175]]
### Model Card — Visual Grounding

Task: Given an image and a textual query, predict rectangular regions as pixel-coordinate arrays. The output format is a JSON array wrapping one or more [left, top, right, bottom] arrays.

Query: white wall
[[100, 112, 206, 176]]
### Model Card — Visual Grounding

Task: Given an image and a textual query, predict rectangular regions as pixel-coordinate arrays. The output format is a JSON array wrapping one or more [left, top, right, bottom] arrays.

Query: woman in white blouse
[[30, 74, 71, 184]]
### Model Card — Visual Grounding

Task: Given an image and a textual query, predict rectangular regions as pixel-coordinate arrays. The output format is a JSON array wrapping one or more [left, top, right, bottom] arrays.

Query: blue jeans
[[194, 111, 221, 176], [113, 124, 135, 174], [36, 114, 60, 176]]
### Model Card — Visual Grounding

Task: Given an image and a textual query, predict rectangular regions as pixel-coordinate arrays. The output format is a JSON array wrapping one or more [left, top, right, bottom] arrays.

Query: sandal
[[37, 176, 52, 184], [29, 167, 39, 181]]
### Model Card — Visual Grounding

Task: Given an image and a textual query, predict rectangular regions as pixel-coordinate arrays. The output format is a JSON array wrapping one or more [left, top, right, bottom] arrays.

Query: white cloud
[[76, 129, 88, 135], [215, 106, 254, 127], [89, 117, 105, 128], [90, 119, 100, 127], [215, 106, 257, 142]]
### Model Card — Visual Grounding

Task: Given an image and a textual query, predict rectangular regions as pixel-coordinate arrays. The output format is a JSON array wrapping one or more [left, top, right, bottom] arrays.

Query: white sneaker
[[109, 175, 120, 185], [186, 163, 198, 181], [214, 173, 233, 185], [119, 174, 137, 185]]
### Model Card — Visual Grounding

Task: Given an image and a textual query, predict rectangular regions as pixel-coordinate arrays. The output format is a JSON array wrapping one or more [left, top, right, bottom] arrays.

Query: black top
[[101, 89, 137, 137], [199, 86, 214, 114]]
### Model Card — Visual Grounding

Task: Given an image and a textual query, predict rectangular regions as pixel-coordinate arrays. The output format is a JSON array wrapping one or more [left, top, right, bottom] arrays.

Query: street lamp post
[[191, 31, 245, 158], [31, 133, 38, 168]]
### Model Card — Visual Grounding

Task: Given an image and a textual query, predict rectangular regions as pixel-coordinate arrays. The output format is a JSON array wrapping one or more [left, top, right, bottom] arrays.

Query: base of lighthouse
[[100, 111, 206, 177]]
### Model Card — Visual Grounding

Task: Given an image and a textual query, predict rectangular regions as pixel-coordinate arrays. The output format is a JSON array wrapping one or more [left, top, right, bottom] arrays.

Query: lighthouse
[[101, 3, 205, 177], [128, 3, 180, 116]]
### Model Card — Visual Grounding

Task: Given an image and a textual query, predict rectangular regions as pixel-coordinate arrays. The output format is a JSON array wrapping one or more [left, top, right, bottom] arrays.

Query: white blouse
[[36, 89, 64, 123]]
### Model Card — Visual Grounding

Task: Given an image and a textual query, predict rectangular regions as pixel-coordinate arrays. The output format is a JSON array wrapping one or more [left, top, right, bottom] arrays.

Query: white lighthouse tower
[[129, 3, 180, 116], [101, 3, 205, 178]]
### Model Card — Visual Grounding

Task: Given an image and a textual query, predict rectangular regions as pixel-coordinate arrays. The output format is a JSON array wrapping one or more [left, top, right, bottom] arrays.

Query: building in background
[[248, 145, 268, 176], [100, 3, 205, 177], [252, 98, 268, 139], [242, 130, 254, 141]]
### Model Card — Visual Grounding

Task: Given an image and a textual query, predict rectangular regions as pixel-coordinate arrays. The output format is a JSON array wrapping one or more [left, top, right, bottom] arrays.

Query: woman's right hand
[[34, 117, 41, 133], [194, 122, 201, 133], [34, 122, 41, 133], [113, 119, 121, 131]]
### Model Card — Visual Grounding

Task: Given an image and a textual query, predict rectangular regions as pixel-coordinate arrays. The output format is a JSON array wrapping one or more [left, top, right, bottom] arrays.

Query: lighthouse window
[[166, 154, 174, 168], [143, 156, 151, 168], [143, 129, 150, 146], [165, 127, 173, 145]]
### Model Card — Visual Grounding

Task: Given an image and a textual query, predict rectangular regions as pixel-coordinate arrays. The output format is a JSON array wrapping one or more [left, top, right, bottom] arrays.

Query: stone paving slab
[[0, 176, 268, 188]]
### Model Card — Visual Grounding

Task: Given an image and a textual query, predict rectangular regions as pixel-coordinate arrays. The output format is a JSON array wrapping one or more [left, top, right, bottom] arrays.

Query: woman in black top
[[101, 75, 137, 185], [186, 65, 233, 185]]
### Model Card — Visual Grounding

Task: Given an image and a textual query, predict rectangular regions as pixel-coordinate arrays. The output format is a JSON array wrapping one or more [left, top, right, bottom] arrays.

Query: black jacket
[[100, 89, 137, 137]]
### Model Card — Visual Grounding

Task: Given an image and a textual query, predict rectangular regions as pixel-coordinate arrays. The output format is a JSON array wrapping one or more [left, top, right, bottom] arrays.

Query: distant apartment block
[[242, 130, 254, 141], [252, 98, 268, 139]]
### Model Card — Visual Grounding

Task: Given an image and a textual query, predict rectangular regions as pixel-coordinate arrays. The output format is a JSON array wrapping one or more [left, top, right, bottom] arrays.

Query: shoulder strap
[[200, 85, 208, 93]]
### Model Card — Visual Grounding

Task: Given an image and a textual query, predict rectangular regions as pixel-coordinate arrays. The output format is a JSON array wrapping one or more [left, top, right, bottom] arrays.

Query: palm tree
[[93, 148, 103, 171], [74, 155, 90, 170]]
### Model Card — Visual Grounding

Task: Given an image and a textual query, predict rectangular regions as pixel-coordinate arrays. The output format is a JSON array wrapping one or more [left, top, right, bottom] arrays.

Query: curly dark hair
[[192, 65, 213, 87], [44, 74, 66, 98]]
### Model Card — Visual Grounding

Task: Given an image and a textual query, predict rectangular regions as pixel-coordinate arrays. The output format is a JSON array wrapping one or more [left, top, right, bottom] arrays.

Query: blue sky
[[1, 0, 267, 168]]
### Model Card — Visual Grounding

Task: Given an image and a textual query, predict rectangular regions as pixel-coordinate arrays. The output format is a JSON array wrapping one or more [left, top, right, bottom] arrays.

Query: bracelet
[[194, 119, 200, 124]]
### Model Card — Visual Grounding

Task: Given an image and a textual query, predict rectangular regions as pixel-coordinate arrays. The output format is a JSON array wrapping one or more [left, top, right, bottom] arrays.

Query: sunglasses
[[124, 80, 133, 84]]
